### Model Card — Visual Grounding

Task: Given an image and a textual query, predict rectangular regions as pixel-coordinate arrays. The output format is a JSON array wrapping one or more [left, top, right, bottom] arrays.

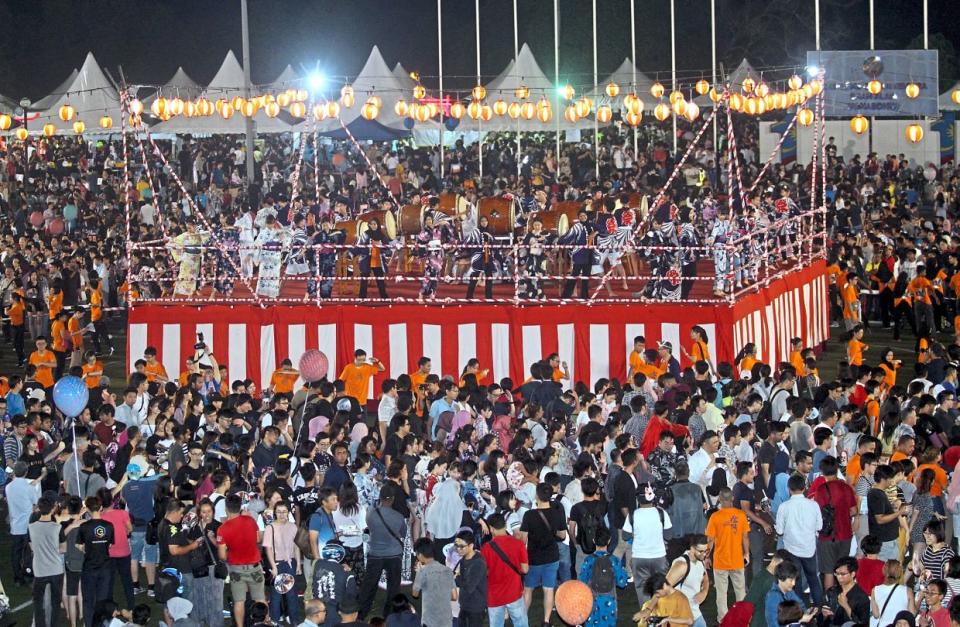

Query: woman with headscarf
[[424, 461, 466, 562]]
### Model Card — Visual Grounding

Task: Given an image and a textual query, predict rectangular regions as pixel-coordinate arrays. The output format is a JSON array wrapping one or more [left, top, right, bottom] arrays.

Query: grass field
[[0, 311, 937, 624]]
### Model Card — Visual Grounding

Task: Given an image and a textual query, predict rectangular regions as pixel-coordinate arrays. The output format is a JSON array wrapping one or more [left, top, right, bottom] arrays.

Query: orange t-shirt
[[841, 282, 860, 320], [889, 451, 909, 464], [409, 370, 428, 414], [68, 317, 84, 351], [47, 292, 63, 321], [338, 362, 379, 405], [90, 289, 103, 322], [706, 507, 750, 570], [848, 339, 867, 366], [6, 300, 24, 327], [369, 243, 382, 269], [51, 319, 68, 352], [739, 356, 757, 375], [82, 361, 103, 389], [879, 363, 898, 389], [270, 370, 299, 394], [908, 276, 933, 306], [29, 350, 55, 388], [917, 463, 948, 497], [789, 350, 805, 375], [637, 362, 664, 381], [865, 398, 881, 434], [144, 361, 169, 383], [826, 264, 843, 286], [629, 350, 643, 377], [691, 340, 710, 364], [846, 454, 863, 486]]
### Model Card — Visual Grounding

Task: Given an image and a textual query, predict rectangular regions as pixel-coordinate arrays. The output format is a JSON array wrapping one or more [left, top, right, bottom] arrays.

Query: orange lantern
[[214, 99, 227, 115], [340, 92, 355, 108], [412, 85, 426, 100], [241, 100, 257, 118], [729, 93, 744, 111], [150, 98, 166, 118], [184, 101, 197, 117], [684, 101, 700, 122], [508, 102, 522, 119], [289, 102, 306, 118], [231, 96, 246, 111], [276, 92, 292, 108], [650, 82, 665, 98], [669, 90, 684, 105], [808, 79, 823, 96], [536, 104, 552, 123], [605, 82, 620, 98], [59, 104, 75, 122], [42, 123, 56, 137], [536, 97, 550, 112], [394, 99, 409, 117], [15, 127, 28, 141], [866, 80, 882, 95], [493, 99, 508, 116], [709, 88, 721, 103], [296, 89, 308, 102], [953, 90, 960, 106], [741, 77, 756, 94], [367, 95, 382, 109], [472, 85, 487, 101], [797, 108, 814, 126], [625, 111, 643, 126], [905, 124, 924, 143], [671, 98, 687, 117], [194, 99, 211, 116], [480, 105, 493, 122], [695, 79, 710, 96], [129, 114, 143, 126], [905, 83, 920, 99], [755, 82, 769, 98], [745, 97, 759, 115], [169, 97, 184, 115], [341, 85, 354, 99], [449, 102, 466, 119], [515, 85, 530, 99], [561, 84, 575, 100], [415, 104, 431, 123], [326, 101, 340, 118], [361, 103, 379, 120], [426, 101, 439, 118], [0, 114, 11, 131], [596, 104, 612, 123], [220, 103, 235, 120], [850, 115, 868, 134], [520, 102, 536, 120], [788, 75, 803, 90], [312, 103, 327, 120], [129, 99, 144, 116], [623, 93, 643, 115], [575, 98, 590, 118], [72, 121, 85, 135], [564, 105, 579, 123], [654, 103, 671, 121], [467, 102, 482, 120]]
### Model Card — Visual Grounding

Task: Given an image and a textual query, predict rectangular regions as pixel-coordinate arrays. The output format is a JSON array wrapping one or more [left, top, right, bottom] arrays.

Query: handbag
[[202, 525, 228, 579], [295, 525, 317, 560]]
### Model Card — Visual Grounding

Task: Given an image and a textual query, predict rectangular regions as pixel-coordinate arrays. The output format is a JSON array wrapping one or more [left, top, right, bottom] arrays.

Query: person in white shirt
[[686, 431, 721, 498], [236, 207, 258, 278], [665, 534, 710, 627], [631, 483, 672, 606], [774, 473, 823, 605], [114, 388, 139, 428], [377, 379, 399, 442]]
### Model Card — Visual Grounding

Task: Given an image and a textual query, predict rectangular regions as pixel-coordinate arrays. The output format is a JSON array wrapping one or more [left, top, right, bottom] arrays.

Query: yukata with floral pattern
[[578, 550, 629, 627]]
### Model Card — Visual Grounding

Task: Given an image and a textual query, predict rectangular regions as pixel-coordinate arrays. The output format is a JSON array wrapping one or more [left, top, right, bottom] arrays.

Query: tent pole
[[631, 0, 637, 158], [923, 0, 928, 49], [241, 0, 256, 185], [593, 0, 599, 181], [712, 0, 718, 152], [670, 0, 677, 154], [815, 0, 821, 50], [515, 0, 521, 179], [438, 0, 444, 179], [476, 0, 483, 183], [554, 0, 560, 163]]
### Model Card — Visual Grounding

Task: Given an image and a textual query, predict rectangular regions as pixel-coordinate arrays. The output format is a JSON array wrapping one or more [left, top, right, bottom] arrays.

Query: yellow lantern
[[684, 101, 700, 122], [575, 98, 590, 118], [150, 98, 166, 118], [709, 88, 720, 103], [623, 93, 638, 112], [340, 92, 355, 108], [406, 85, 423, 101], [341, 85, 354, 99], [326, 101, 340, 118], [184, 101, 197, 117], [214, 99, 227, 115], [480, 105, 493, 122], [866, 80, 882, 95], [669, 90, 684, 105], [695, 79, 710, 96], [729, 93, 744, 111], [520, 102, 536, 120], [472, 85, 487, 101], [129, 99, 144, 116], [564, 105, 579, 123], [654, 103, 671, 121], [312, 103, 327, 120], [850, 115, 869, 134], [536, 97, 550, 112], [797, 108, 814, 126], [220, 103, 235, 120], [561, 84, 575, 100], [788, 74, 803, 90], [58, 104, 75, 122], [15, 127, 28, 141], [742, 77, 756, 94], [96, 114, 112, 130], [953, 89, 960, 106], [129, 114, 143, 126], [0, 114, 11, 131], [671, 98, 687, 117], [596, 105, 612, 123], [536, 104, 552, 123], [277, 92, 292, 108], [72, 121, 85, 135], [508, 102, 522, 119], [755, 82, 769, 98], [809, 79, 823, 96], [414, 104, 430, 123], [289, 102, 306, 118], [605, 82, 620, 98], [744, 97, 759, 115], [515, 85, 529, 99], [425, 101, 439, 118], [467, 102, 482, 120], [450, 102, 466, 119], [493, 99, 508, 116], [365, 95, 381, 109], [650, 82, 665, 98], [361, 103, 379, 120], [42, 123, 56, 137], [625, 111, 643, 127], [241, 100, 257, 118], [231, 96, 246, 111], [802, 84, 814, 100], [394, 99, 409, 117], [905, 124, 924, 143], [169, 98, 184, 115], [905, 83, 920, 99]]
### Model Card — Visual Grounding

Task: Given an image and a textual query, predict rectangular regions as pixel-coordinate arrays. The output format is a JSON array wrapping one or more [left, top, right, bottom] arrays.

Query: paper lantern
[[94, 114, 111, 130], [684, 101, 700, 121], [472, 85, 486, 101], [341, 85, 353, 99], [72, 121, 85, 135], [575, 98, 590, 118], [555, 581, 593, 626], [671, 98, 687, 117], [788, 74, 803, 90], [289, 102, 306, 118], [507, 102, 522, 119], [276, 92, 292, 108], [241, 100, 257, 118], [58, 104, 75, 122], [741, 77, 756, 94], [220, 103, 235, 120], [0, 114, 11, 131], [150, 98, 166, 118], [296, 89, 308, 102], [412, 85, 426, 100], [809, 79, 823, 96], [654, 103, 671, 121], [493, 99, 508, 116], [515, 85, 529, 99], [596, 104, 612, 123], [326, 101, 340, 118], [669, 90, 684, 105], [231, 95, 246, 111], [480, 105, 493, 122], [625, 110, 643, 125], [605, 82, 620, 98], [536, 104, 552, 123], [169, 97, 184, 115], [905, 124, 923, 143], [709, 87, 721, 103], [211, 99, 224, 116], [536, 97, 550, 112], [394, 99, 409, 117], [520, 102, 535, 120], [361, 102, 379, 120], [623, 93, 639, 113], [905, 83, 920, 99], [367, 95, 382, 109], [263, 93, 275, 104], [259, 101, 277, 117], [15, 127, 28, 141], [183, 101, 197, 117], [744, 97, 759, 115], [850, 115, 868, 134], [729, 93, 744, 111], [564, 105, 579, 123], [312, 103, 328, 120], [755, 82, 770, 98], [449, 102, 465, 119], [561, 84, 575, 100], [129, 99, 144, 115], [340, 92, 355, 108], [953, 90, 960, 106], [797, 108, 814, 126], [695, 79, 710, 96], [467, 101, 482, 120], [650, 82, 665, 98], [42, 123, 56, 137], [867, 80, 882, 95]]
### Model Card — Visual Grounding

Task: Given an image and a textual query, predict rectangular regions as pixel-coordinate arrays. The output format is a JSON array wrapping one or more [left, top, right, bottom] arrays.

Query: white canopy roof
[[727, 59, 760, 92], [144, 67, 202, 104], [31, 53, 123, 134], [153, 50, 293, 134], [268, 65, 300, 92], [940, 81, 960, 111], [393, 63, 417, 91], [589, 58, 657, 112], [32, 69, 79, 111]]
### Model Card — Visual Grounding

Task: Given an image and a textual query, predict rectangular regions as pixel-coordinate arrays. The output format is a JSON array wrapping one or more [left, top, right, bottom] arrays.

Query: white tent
[[393, 63, 417, 91], [588, 58, 657, 111], [693, 59, 759, 108], [268, 65, 300, 92], [153, 50, 293, 134], [940, 81, 960, 111], [31, 68, 79, 111], [144, 67, 202, 104], [31, 53, 123, 134]]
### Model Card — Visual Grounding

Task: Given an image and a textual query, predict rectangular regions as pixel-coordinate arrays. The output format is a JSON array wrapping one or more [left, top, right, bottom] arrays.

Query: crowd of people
[[1, 109, 960, 627]]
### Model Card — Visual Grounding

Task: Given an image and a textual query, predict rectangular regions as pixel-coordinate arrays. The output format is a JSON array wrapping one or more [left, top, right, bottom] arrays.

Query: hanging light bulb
[[905, 83, 920, 99]]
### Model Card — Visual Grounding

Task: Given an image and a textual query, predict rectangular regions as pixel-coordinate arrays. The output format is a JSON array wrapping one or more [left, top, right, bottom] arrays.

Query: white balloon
[[924, 166, 937, 181]]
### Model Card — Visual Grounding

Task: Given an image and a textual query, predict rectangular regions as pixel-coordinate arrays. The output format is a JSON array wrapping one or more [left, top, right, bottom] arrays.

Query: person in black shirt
[[867, 464, 904, 560], [291, 463, 322, 522], [569, 476, 609, 576], [821, 556, 870, 625], [380, 461, 411, 519], [519, 483, 566, 626], [322, 442, 351, 491], [76, 495, 115, 627], [159, 500, 204, 605], [173, 442, 206, 487], [382, 415, 411, 467]]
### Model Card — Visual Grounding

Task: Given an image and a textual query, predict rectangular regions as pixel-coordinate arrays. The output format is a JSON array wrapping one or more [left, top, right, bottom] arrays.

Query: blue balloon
[[53, 376, 89, 418], [403, 117, 415, 130], [445, 117, 460, 131]]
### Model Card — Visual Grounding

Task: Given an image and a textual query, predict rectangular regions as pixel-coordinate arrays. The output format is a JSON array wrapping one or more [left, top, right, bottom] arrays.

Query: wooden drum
[[477, 197, 517, 235], [399, 204, 426, 235], [335, 219, 363, 245], [532, 210, 569, 236], [439, 193, 472, 219], [358, 209, 397, 239]]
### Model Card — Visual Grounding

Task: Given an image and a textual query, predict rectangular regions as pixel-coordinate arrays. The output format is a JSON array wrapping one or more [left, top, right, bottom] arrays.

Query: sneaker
[[147, 589, 156, 598]]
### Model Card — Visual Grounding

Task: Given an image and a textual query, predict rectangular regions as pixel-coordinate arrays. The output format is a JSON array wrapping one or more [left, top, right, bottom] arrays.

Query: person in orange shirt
[[67, 309, 87, 367], [87, 278, 113, 356], [877, 349, 901, 391], [269, 358, 300, 395], [409, 356, 432, 416], [888, 435, 915, 464], [680, 325, 713, 375], [460, 357, 491, 388], [338, 349, 384, 406], [840, 272, 862, 328], [847, 325, 868, 367], [47, 285, 63, 323], [916, 448, 948, 498], [50, 310, 70, 379], [545, 353, 568, 385], [863, 381, 881, 435], [734, 342, 759, 378], [787, 337, 805, 375], [5, 292, 26, 366], [143, 346, 169, 383], [908, 264, 935, 334], [81, 350, 104, 390], [626, 335, 646, 380], [28, 336, 57, 390]]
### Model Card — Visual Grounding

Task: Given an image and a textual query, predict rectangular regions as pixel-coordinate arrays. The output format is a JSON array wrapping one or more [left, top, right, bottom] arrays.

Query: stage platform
[[127, 261, 828, 393]]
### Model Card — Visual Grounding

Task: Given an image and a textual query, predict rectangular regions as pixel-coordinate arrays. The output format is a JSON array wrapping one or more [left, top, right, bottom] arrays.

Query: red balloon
[[29, 211, 43, 227], [555, 580, 594, 626], [298, 349, 329, 383], [49, 218, 64, 235]]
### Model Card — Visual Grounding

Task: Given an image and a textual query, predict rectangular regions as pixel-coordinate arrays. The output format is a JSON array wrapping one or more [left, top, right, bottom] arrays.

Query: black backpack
[[589, 554, 615, 595], [577, 507, 602, 554], [820, 481, 836, 539]]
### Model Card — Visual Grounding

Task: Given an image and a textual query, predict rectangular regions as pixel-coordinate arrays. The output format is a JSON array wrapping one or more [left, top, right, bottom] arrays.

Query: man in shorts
[[217, 494, 265, 626]]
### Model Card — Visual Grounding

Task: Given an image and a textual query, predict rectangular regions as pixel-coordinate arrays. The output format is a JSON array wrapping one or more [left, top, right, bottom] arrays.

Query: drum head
[[557, 214, 570, 235], [382, 211, 397, 239]]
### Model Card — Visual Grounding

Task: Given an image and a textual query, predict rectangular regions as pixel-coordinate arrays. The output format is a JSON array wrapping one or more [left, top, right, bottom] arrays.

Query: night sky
[[0, 0, 957, 100]]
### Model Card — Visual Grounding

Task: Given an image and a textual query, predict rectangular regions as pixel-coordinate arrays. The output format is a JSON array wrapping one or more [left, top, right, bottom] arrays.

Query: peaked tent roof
[[144, 67, 202, 104], [727, 59, 760, 93], [31, 53, 123, 134], [589, 58, 657, 111], [153, 50, 293, 134], [393, 63, 417, 91], [32, 68, 80, 111], [940, 81, 960, 111], [268, 65, 300, 91]]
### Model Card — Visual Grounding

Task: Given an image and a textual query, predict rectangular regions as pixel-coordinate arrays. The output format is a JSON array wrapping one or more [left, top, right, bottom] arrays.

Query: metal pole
[[711, 0, 718, 154], [631, 0, 637, 157], [593, 0, 599, 180], [869, 0, 874, 155], [815, 0, 821, 50], [515, 0, 521, 178], [476, 0, 483, 182], [438, 0, 444, 179], [923, 0, 928, 49], [670, 0, 677, 154], [869, 0, 875, 49], [240, 0, 256, 185], [554, 0, 560, 162]]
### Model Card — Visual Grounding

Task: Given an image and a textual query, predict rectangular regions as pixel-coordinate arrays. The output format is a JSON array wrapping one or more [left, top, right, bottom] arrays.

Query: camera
[[715, 457, 726, 464], [647, 617, 666, 626], [194, 332, 206, 352]]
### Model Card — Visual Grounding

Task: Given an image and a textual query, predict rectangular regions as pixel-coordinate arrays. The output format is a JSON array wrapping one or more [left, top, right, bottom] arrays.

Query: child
[[411, 537, 455, 627], [856, 535, 885, 595], [578, 527, 629, 627]]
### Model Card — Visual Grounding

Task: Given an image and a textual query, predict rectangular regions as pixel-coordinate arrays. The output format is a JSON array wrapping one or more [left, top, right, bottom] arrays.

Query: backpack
[[436, 411, 455, 436], [589, 554, 615, 595], [820, 481, 836, 539], [576, 507, 602, 554]]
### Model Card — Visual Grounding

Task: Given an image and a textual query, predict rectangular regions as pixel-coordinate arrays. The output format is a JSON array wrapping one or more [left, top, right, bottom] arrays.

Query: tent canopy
[[589, 58, 657, 111], [319, 116, 410, 141], [31, 69, 79, 111], [31, 53, 123, 134], [144, 67, 202, 104], [153, 50, 293, 134], [393, 63, 417, 91], [268, 65, 300, 92], [940, 81, 960, 111]]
